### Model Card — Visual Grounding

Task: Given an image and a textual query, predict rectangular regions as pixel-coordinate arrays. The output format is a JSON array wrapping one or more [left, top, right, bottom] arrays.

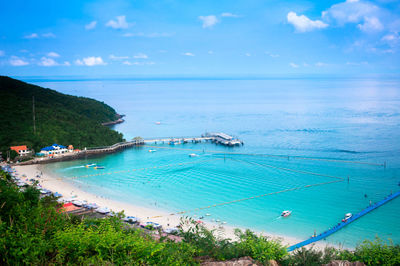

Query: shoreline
[[13, 164, 342, 251]]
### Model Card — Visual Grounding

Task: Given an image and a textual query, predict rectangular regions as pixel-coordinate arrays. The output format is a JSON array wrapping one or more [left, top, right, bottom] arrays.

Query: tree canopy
[[0, 76, 124, 153]]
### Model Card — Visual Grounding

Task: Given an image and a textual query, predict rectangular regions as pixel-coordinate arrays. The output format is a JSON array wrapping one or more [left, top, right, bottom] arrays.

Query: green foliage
[[339, 238, 400, 266], [281, 246, 340, 266], [1, 169, 399, 265], [0, 76, 124, 152], [179, 217, 288, 263]]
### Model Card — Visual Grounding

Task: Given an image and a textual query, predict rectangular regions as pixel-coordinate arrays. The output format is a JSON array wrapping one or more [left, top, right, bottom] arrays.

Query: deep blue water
[[31, 77, 400, 247]]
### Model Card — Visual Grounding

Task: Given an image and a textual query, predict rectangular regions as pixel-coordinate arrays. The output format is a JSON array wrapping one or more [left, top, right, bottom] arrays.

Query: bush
[[339, 238, 400, 266]]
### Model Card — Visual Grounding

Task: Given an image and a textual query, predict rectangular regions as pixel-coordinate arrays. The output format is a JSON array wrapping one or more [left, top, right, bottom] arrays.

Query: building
[[10, 145, 31, 156], [40, 144, 69, 156]]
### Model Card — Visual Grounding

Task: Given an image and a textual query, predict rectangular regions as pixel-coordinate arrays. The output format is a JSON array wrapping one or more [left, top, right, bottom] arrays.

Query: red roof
[[10, 145, 28, 154]]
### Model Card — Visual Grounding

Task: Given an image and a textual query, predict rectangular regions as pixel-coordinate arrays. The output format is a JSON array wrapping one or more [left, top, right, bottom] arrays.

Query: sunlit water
[[31, 77, 400, 248]]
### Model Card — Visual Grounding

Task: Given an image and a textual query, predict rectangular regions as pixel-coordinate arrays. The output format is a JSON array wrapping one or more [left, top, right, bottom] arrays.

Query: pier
[[144, 132, 243, 146], [287, 190, 400, 252]]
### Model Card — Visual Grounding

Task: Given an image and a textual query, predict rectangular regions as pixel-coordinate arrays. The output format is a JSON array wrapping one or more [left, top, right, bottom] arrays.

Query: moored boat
[[342, 213, 352, 222], [124, 216, 139, 224], [281, 210, 292, 217]]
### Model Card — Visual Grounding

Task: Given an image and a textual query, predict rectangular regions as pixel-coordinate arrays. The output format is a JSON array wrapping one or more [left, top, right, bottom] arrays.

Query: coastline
[[14, 164, 341, 251]]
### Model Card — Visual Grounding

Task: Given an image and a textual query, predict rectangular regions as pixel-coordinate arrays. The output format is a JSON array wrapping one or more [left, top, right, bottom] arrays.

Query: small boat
[[94, 166, 105, 169], [97, 207, 110, 214], [124, 216, 139, 224], [145, 222, 162, 229], [84, 203, 99, 210], [85, 163, 96, 168], [155, 121, 161, 125], [281, 210, 292, 217], [40, 188, 51, 194], [72, 200, 84, 207], [342, 213, 352, 222], [164, 228, 179, 234], [205, 213, 211, 216], [189, 153, 198, 157], [148, 149, 157, 152]]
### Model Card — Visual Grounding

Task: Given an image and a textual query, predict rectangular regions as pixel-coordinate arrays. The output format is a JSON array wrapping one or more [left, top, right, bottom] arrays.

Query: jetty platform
[[144, 132, 243, 146], [287, 190, 400, 252]]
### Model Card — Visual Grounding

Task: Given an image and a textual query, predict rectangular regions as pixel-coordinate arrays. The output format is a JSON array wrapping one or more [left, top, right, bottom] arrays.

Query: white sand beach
[[13, 164, 337, 251]]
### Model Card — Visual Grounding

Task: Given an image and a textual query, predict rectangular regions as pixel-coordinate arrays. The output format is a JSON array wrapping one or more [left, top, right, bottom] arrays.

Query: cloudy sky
[[0, 0, 399, 77]]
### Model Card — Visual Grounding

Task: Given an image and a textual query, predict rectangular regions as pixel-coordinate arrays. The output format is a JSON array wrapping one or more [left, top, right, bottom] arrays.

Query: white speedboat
[[189, 153, 198, 157], [97, 207, 110, 214], [342, 213, 352, 222], [281, 210, 292, 217], [148, 149, 157, 152], [85, 163, 96, 168]]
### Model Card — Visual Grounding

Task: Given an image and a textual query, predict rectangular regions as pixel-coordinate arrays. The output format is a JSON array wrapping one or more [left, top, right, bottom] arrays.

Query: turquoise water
[[32, 77, 400, 248]]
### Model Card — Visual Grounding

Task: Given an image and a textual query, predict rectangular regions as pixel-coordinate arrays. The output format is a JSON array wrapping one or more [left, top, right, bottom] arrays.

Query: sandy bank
[[13, 164, 339, 251]]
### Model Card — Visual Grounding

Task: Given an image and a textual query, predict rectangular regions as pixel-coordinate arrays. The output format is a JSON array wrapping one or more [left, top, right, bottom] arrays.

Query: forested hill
[[0, 76, 124, 152]]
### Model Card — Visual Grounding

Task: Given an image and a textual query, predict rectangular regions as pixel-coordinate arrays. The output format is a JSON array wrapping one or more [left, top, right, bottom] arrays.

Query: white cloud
[[208, 50, 214, 54], [322, 0, 384, 33], [39, 57, 58, 66], [357, 16, 383, 32], [109, 54, 129, 60], [24, 33, 38, 39], [199, 15, 219, 28], [287, 12, 328, 32], [106, 15, 130, 29], [0, 50, 4, 56], [289, 62, 299, 68], [9, 56, 29, 66], [42, 32, 56, 38], [265, 52, 279, 58], [315, 62, 328, 67], [47, 52, 60, 58], [85, 21, 97, 30], [123, 61, 155, 66], [245, 53, 251, 56], [182, 52, 195, 56], [133, 53, 148, 59], [63, 61, 71, 66], [221, 12, 240, 18], [75, 56, 106, 66], [382, 32, 399, 45]]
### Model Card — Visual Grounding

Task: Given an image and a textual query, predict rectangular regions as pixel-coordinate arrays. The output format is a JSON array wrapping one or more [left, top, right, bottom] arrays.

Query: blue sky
[[0, 0, 399, 77]]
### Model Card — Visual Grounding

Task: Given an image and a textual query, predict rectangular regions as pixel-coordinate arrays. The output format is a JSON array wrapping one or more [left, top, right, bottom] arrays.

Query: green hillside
[[0, 76, 124, 152]]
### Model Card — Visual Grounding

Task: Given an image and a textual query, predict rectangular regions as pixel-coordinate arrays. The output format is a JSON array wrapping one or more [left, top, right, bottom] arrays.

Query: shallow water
[[33, 77, 400, 247]]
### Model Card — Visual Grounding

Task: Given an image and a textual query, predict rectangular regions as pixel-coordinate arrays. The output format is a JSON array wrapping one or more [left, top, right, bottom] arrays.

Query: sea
[[27, 76, 400, 248]]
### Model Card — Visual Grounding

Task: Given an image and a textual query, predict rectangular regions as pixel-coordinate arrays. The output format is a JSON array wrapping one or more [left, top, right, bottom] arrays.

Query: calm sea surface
[[30, 77, 400, 247]]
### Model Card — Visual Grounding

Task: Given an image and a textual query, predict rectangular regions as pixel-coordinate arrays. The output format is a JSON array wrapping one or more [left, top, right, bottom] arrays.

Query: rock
[[200, 256, 263, 266], [324, 260, 365, 266]]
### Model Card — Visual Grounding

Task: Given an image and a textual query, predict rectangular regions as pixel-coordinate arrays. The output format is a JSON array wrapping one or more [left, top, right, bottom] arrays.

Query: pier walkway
[[287, 190, 400, 252], [144, 132, 243, 146]]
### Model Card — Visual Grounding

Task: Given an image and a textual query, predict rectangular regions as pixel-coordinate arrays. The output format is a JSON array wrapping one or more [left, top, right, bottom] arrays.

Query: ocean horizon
[[35, 76, 400, 248]]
